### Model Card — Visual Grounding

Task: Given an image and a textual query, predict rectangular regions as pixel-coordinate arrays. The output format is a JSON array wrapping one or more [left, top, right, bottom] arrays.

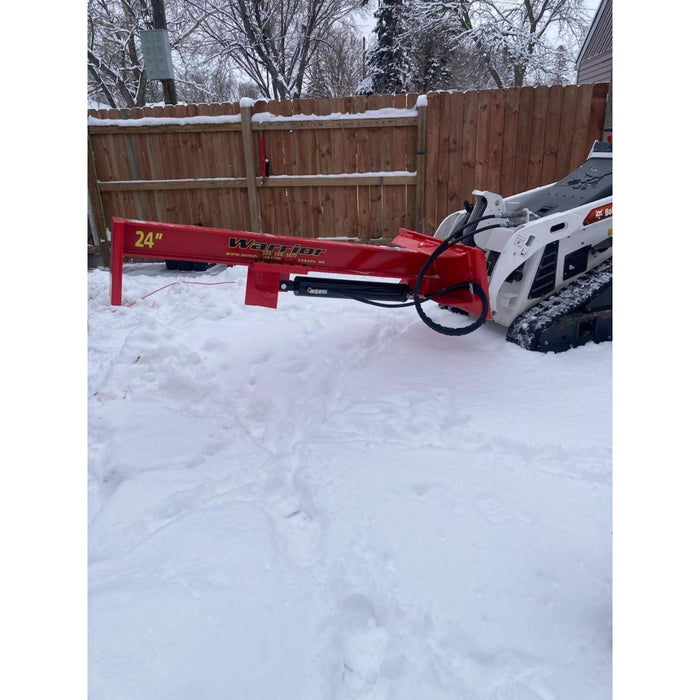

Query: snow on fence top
[[251, 107, 418, 123], [88, 114, 243, 128], [87, 106, 420, 128]]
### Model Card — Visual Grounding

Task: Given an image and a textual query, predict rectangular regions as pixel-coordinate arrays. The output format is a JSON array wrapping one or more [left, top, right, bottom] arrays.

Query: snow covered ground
[[88, 262, 612, 699]]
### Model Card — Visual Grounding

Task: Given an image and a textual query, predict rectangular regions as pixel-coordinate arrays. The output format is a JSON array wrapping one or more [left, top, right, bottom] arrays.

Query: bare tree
[[410, 0, 590, 88], [185, 0, 370, 100], [306, 26, 366, 97], [88, 0, 236, 108], [88, 0, 151, 107]]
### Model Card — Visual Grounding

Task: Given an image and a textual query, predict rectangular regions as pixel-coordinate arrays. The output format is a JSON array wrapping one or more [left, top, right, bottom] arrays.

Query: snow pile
[[88, 262, 612, 699]]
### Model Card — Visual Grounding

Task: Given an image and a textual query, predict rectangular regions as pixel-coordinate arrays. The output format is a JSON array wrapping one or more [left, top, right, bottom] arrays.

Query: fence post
[[240, 100, 263, 232], [87, 131, 111, 266], [415, 95, 428, 232]]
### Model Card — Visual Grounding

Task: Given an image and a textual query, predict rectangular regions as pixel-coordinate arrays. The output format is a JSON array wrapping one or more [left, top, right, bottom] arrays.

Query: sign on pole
[[140, 30, 174, 81]]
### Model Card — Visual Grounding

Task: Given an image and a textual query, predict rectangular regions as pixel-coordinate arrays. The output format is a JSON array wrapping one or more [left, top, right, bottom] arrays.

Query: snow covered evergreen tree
[[361, 0, 413, 94], [401, 4, 460, 93]]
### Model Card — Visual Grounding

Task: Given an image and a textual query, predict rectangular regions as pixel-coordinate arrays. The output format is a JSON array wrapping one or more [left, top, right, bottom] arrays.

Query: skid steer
[[110, 142, 612, 353], [431, 140, 612, 351]]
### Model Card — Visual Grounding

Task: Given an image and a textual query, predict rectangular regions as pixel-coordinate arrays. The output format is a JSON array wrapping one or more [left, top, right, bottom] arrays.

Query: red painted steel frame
[[110, 217, 490, 318]]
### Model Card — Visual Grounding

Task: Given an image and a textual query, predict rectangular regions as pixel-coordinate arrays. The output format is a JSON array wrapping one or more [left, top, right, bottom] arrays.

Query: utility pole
[[150, 0, 178, 105]]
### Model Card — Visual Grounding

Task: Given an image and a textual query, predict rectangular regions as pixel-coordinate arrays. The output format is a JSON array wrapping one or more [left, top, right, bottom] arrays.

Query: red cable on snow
[[119, 280, 241, 308]]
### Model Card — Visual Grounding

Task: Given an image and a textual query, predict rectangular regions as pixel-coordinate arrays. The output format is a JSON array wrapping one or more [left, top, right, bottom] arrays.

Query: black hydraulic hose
[[301, 215, 501, 336], [414, 280, 489, 336], [411, 238, 483, 335], [446, 214, 496, 244], [408, 222, 505, 336], [450, 221, 503, 246]]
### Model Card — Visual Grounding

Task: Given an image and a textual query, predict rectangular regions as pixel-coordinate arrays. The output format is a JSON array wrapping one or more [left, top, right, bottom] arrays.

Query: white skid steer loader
[[433, 140, 612, 352]]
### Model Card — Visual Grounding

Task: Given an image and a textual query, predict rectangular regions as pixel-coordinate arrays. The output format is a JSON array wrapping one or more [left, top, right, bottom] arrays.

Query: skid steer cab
[[110, 142, 612, 353]]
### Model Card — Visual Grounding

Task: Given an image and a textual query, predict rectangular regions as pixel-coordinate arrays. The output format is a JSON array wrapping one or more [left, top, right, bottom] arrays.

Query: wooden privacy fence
[[88, 84, 609, 266]]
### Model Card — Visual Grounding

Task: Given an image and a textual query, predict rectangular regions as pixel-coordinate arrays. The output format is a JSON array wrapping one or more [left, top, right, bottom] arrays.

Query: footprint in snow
[[477, 497, 510, 524], [263, 491, 323, 568], [338, 594, 389, 693], [411, 481, 443, 497]]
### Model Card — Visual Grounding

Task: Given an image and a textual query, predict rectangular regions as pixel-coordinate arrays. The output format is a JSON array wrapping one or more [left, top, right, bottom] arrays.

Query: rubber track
[[506, 257, 612, 351]]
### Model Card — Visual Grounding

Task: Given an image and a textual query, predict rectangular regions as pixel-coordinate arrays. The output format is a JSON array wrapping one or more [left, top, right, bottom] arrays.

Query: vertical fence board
[[570, 83, 594, 172], [208, 102, 225, 226], [588, 82, 610, 148], [355, 123, 371, 239], [366, 95, 384, 238], [435, 91, 453, 230], [257, 100, 281, 235], [513, 87, 534, 195], [487, 88, 505, 193], [349, 95, 370, 238], [474, 90, 492, 195], [343, 116, 359, 238], [460, 90, 479, 209], [381, 94, 398, 236], [329, 97, 349, 237], [158, 126, 182, 224], [392, 95, 410, 231], [423, 92, 440, 233], [527, 86, 550, 190], [290, 120, 310, 236], [313, 98, 333, 238], [414, 98, 427, 232], [445, 92, 464, 216], [303, 98, 322, 237], [241, 102, 262, 231], [292, 100, 313, 236], [501, 88, 521, 197], [554, 84, 579, 180], [542, 84, 564, 185], [277, 98, 297, 236]]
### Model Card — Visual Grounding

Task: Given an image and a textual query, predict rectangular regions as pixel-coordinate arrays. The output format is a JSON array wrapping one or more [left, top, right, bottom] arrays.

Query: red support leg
[[110, 218, 125, 306]]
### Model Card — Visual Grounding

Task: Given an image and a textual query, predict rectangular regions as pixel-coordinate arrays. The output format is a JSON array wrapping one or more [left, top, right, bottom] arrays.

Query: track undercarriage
[[505, 258, 612, 352]]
